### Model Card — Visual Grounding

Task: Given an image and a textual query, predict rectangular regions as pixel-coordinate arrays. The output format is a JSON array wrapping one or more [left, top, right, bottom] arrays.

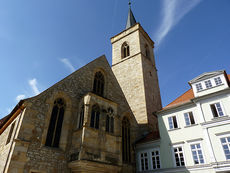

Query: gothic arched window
[[90, 105, 100, 129], [93, 71, 104, 96], [78, 105, 84, 129], [122, 117, 131, 163], [122, 42, 130, 58], [106, 107, 114, 133], [45, 98, 65, 148], [145, 44, 150, 59]]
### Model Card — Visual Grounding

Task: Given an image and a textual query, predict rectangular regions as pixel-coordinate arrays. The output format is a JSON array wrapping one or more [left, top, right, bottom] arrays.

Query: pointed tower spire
[[126, 1, 137, 29]]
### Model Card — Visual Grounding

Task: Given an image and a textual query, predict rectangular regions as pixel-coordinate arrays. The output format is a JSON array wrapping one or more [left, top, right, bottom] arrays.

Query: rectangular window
[[205, 80, 212, 89], [152, 150, 161, 169], [173, 146, 185, 167], [214, 77, 222, 85], [168, 116, 178, 129], [196, 83, 203, 92], [6, 122, 15, 145], [184, 112, 195, 126], [190, 143, 204, 164], [210, 102, 224, 117], [140, 152, 148, 171], [220, 137, 230, 160]]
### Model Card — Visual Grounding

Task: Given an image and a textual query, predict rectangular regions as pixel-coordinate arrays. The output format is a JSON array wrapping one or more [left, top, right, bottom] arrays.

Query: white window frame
[[172, 145, 186, 167], [217, 133, 230, 161], [196, 83, 203, 92], [189, 142, 205, 165], [168, 115, 179, 130], [184, 112, 195, 126], [151, 148, 161, 170], [138, 148, 161, 172], [210, 101, 225, 118], [205, 80, 212, 89], [214, 76, 222, 86], [139, 152, 149, 171]]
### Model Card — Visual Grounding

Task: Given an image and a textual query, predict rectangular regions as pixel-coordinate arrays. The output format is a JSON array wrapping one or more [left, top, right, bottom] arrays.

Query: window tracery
[[93, 71, 104, 96], [45, 98, 65, 147]]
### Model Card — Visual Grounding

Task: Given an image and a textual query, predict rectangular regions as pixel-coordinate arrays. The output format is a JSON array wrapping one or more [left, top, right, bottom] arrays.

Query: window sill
[[42, 146, 64, 152], [175, 165, 186, 168], [212, 115, 229, 121], [184, 124, 199, 128], [168, 128, 181, 132]]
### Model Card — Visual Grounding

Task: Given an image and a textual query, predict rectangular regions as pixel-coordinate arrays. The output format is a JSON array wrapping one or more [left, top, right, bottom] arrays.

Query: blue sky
[[0, 0, 230, 119]]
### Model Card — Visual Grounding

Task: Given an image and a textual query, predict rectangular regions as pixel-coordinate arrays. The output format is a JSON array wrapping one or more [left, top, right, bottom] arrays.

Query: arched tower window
[[106, 107, 114, 133], [90, 104, 100, 129], [93, 71, 104, 96], [78, 105, 84, 129], [45, 98, 65, 148], [145, 44, 150, 59], [122, 42, 130, 58], [122, 117, 131, 163]]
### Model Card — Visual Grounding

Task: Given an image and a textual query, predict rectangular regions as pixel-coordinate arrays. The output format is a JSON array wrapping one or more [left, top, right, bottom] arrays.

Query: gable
[[189, 70, 225, 84]]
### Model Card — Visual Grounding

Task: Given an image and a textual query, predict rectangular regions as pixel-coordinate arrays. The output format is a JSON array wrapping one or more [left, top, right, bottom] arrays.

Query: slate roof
[[126, 8, 137, 29], [136, 131, 160, 145]]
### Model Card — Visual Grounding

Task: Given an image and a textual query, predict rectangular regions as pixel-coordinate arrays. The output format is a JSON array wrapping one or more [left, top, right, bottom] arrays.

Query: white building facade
[[136, 70, 230, 173]]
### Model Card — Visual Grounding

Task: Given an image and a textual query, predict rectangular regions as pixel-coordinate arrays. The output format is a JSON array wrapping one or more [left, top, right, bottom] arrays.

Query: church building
[[0, 6, 162, 173]]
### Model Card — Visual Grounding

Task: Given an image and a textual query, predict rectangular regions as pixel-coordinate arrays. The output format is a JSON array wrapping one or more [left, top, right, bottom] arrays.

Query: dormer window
[[196, 83, 203, 92], [214, 77, 222, 86], [205, 80, 212, 89]]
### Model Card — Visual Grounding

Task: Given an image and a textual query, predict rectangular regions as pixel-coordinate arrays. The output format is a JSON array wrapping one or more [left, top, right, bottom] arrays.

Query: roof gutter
[[0, 100, 25, 136]]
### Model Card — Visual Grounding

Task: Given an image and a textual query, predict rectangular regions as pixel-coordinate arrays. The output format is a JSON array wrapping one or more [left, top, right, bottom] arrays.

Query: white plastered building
[[136, 70, 230, 173]]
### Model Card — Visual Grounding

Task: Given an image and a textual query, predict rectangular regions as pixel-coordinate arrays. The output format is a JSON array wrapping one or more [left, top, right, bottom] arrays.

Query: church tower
[[111, 5, 162, 130]]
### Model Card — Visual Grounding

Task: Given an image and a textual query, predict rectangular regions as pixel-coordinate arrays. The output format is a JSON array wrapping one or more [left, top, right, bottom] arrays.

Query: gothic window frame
[[90, 104, 100, 129], [45, 98, 66, 148], [78, 105, 84, 129], [106, 107, 114, 133], [121, 42, 130, 58], [122, 116, 131, 163], [93, 71, 105, 96]]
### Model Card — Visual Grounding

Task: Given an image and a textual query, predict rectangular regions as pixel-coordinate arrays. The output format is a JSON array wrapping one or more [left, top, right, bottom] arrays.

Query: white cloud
[[60, 58, 75, 73], [15, 94, 26, 102], [28, 78, 40, 95], [154, 0, 202, 46]]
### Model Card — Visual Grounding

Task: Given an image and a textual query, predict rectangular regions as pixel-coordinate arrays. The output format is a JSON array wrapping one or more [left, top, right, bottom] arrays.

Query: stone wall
[[0, 110, 24, 173], [111, 23, 162, 131], [5, 55, 138, 173]]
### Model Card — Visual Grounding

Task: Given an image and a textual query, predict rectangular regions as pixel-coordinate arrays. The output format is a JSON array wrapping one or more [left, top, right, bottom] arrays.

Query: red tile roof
[[136, 131, 160, 144], [164, 74, 230, 109]]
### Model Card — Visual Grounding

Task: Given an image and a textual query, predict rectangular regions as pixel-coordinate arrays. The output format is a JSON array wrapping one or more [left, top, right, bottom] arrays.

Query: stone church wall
[[0, 110, 24, 173], [5, 56, 138, 173]]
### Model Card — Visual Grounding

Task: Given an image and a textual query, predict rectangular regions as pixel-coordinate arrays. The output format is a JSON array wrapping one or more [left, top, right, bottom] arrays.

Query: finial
[[128, 0, 131, 9]]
